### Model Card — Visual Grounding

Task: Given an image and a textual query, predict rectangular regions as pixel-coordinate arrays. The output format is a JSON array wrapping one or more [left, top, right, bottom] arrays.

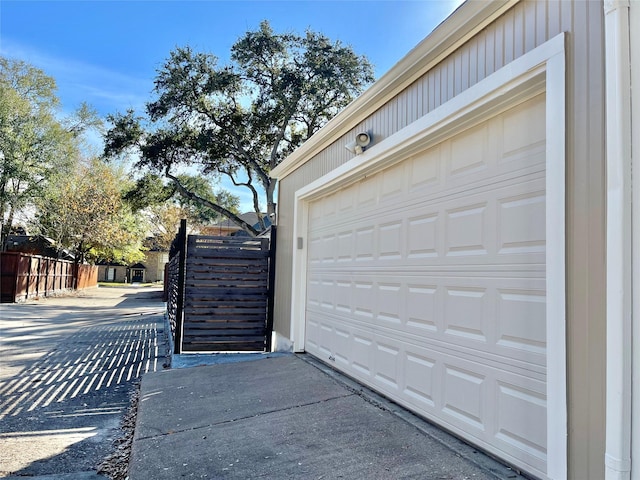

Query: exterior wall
[[96, 252, 168, 284], [145, 251, 169, 283], [273, 1, 606, 478], [97, 265, 128, 283]]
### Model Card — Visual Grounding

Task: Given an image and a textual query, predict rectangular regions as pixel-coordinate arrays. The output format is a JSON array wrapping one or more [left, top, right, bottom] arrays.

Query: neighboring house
[[97, 253, 168, 284], [270, 2, 639, 479], [97, 262, 128, 283], [97, 262, 147, 283], [97, 235, 169, 284], [145, 250, 169, 283], [201, 212, 272, 237]]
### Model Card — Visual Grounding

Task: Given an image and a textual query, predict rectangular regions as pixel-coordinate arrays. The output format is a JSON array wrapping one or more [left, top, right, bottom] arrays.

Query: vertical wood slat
[[180, 234, 271, 352], [0, 252, 95, 302]]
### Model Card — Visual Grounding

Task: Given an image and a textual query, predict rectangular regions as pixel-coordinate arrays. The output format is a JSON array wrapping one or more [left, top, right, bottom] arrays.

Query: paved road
[[0, 286, 169, 478]]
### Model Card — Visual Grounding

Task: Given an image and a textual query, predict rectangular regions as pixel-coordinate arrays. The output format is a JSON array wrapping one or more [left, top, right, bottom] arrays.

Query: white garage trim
[[603, 1, 633, 480], [631, 3, 640, 478], [632, 1, 640, 477], [290, 33, 566, 479]]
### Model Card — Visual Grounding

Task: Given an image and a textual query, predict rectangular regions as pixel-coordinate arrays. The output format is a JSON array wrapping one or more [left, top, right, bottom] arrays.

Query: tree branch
[[165, 170, 259, 236]]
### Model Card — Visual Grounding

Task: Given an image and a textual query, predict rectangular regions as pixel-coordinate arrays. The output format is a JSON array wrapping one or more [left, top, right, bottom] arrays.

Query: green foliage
[[32, 158, 148, 264], [0, 56, 102, 247], [172, 174, 240, 224], [123, 173, 175, 212], [121, 172, 240, 250], [104, 21, 374, 235]]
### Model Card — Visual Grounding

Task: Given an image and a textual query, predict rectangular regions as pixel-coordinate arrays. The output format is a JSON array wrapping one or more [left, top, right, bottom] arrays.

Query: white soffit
[[270, 0, 520, 180]]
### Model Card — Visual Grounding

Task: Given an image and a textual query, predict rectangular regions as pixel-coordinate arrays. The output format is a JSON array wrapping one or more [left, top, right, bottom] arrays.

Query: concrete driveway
[[129, 355, 525, 480], [0, 286, 169, 479]]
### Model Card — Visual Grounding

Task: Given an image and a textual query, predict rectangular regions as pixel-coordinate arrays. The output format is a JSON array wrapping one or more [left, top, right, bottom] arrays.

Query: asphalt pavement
[[0, 285, 169, 479]]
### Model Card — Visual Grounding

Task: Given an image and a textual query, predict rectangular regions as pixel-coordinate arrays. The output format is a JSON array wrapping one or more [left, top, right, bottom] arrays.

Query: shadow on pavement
[[0, 285, 169, 478]]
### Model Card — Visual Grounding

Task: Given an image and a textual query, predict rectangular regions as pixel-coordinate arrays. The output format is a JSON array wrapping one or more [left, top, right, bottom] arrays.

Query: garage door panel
[[443, 286, 489, 342], [407, 214, 439, 258], [501, 96, 546, 158], [309, 175, 545, 268], [358, 176, 378, 206], [378, 282, 403, 325], [403, 351, 437, 407], [373, 342, 401, 389], [304, 94, 547, 476], [409, 145, 441, 190], [309, 154, 544, 242], [496, 289, 546, 355], [406, 284, 439, 331], [445, 202, 490, 257], [495, 381, 547, 459], [442, 363, 487, 430], [311, 168, 545, 239], [379, 221, 404, 259], [497, 190, 546, 254], [448, 122, 492, 178], [307, 273, 546, 369], [355, 227, 375, 260]]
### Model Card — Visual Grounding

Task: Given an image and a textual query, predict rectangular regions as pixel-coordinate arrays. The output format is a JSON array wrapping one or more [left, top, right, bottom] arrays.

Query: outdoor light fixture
[[345, 131, 372, 155]]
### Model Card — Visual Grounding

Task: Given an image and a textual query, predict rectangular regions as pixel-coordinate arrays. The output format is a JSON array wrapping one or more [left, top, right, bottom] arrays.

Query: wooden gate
[[168, 222, 275, 353]]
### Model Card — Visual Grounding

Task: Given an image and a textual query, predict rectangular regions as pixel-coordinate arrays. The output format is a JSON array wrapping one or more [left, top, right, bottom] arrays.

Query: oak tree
[[104, 21, 373, 235]]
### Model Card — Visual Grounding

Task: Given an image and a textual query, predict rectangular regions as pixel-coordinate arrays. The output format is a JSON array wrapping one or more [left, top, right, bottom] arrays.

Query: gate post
[[174, 219, 187, 354], [265, 226, 277, 352]]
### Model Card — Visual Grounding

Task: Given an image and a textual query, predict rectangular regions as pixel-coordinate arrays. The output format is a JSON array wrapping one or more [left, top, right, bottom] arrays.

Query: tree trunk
[[0, 207, 15, 252]]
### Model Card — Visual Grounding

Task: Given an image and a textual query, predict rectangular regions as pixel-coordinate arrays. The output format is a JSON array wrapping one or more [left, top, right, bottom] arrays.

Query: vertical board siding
[[565, 1, 607, 479], [182, 236, 270, 352], [274, 4, 606, 476]]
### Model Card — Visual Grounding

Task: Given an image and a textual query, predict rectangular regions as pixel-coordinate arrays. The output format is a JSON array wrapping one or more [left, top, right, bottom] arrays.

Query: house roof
[[209, 212, 272, 234], [5, 235, 75, 260], [270, 0, 516, 180], [96, 260, 128, 267]]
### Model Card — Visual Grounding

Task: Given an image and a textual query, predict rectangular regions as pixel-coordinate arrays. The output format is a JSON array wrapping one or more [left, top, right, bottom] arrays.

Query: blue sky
[[1, 0, 462, 210]]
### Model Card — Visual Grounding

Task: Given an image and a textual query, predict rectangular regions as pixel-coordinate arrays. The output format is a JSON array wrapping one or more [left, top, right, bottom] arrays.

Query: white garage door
[[304, 94, 547, 477]]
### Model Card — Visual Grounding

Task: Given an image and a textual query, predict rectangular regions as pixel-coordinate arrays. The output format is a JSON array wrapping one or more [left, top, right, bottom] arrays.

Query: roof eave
[[270, 0, 519, 180]]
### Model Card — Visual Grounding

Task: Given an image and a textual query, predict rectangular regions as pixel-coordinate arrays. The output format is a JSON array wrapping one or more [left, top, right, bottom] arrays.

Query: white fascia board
[[270, 0, 520, 180], [291, 33, 567, 478]]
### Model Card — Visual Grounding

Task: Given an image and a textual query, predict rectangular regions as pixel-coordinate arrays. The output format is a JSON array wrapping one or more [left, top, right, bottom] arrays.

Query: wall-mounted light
[[345, 131, 372, 155]]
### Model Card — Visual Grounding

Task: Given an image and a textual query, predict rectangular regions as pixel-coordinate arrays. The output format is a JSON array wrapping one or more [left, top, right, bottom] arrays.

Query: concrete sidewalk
[[129, 354, 524, 479]]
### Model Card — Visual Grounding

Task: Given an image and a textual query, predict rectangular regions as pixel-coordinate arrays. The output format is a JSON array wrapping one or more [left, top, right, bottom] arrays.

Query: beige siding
[[274, 1, 606, 477], [145, 251, 169, 283]]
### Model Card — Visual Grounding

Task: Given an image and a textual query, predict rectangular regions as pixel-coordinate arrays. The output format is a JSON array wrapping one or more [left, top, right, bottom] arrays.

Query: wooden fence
[[165, 226, 186, 351], [167, 220, 276, 353], [0, 252, 98, 303]]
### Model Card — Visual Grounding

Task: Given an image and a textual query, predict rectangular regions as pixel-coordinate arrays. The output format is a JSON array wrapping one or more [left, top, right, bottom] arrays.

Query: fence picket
[[0, 252, 97, 303]]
